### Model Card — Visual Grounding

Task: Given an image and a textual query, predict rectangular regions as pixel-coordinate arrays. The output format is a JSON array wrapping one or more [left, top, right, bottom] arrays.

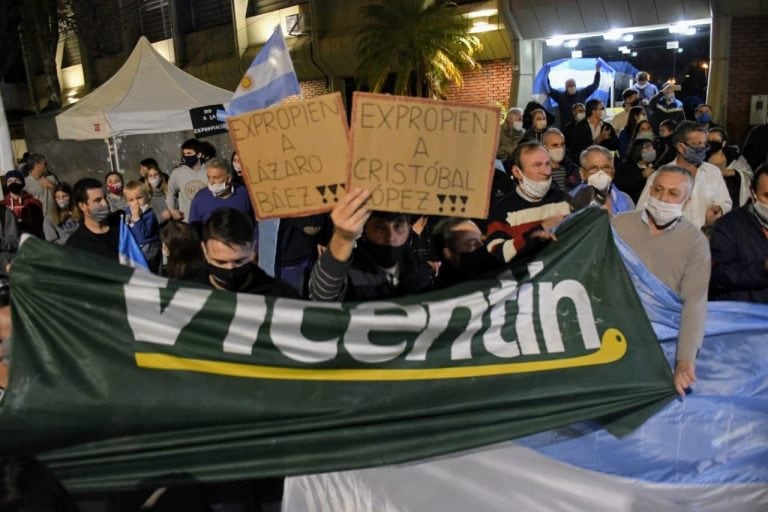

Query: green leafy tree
[[357, 0, 482, 98]]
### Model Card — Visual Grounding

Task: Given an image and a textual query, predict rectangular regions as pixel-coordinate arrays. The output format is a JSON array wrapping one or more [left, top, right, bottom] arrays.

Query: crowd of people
[[0, 67, 766, 510]]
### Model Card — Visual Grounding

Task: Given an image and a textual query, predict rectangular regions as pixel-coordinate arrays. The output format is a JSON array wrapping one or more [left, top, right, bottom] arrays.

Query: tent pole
[[112, 137, 122, 174]]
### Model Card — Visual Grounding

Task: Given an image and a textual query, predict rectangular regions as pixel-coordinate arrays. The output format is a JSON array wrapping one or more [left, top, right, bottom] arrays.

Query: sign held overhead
[[349, 93, 499, 218], [228, 93, 349, 219]]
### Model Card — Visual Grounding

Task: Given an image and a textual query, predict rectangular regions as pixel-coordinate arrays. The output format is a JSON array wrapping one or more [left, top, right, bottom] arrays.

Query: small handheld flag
[[119, 215, 150, 271]]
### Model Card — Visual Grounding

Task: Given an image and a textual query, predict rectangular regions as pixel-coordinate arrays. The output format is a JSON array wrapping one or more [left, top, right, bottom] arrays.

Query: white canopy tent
[[55, 36, 232, 168]]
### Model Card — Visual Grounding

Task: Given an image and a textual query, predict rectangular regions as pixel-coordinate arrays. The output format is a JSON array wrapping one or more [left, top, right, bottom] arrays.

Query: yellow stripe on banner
[[135, 328, 628, 381]]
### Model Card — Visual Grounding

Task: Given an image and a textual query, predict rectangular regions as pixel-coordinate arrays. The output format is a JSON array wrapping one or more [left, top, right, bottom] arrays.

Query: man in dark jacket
[[567, 99, 619, 161], [546, 62, 601, 127], [198, 207, 299, 297], [308, 188, 433, 302], [709, 164, 768, 303]]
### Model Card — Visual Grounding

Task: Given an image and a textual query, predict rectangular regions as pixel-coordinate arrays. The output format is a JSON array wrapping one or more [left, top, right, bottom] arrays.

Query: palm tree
[[357, 0, 482, 98]]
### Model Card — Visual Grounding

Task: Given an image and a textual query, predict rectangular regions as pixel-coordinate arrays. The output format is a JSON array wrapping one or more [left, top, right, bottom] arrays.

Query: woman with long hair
[[145, 164, 173, 223], [160, 220, 206, 280], [42, 182, 80, 245]]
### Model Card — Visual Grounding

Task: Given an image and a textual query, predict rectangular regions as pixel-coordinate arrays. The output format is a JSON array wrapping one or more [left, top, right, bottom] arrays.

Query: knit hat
[[5, 170, 25, 184]]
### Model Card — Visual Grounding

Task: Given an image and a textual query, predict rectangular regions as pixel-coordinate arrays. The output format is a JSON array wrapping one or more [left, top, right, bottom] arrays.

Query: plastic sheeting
[[283, 222, 768, 511]]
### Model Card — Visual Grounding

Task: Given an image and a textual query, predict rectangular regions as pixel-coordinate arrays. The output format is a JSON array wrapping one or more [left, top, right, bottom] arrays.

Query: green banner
[[0, 209, 675, 491]]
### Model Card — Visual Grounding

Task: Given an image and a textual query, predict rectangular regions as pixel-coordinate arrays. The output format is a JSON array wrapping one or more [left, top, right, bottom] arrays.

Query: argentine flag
[[224, 25, 301, 117], [222, 25, 301, 277], [119, 216, 150, 272]]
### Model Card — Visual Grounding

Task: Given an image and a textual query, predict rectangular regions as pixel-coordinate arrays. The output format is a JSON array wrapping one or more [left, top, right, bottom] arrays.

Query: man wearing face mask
[[486, 142, 572, 263], [166, 139, 208, 222], [66, 178, 121, 261], [709, 164, 768, 303], [3, 170, 44, 238], [496, 107, 525, 167], [649, 82, 686, 131], [638, 121, 731, 228], [546, 62, 601, 127], [543, 128, 579, 191], [567, 99, 619, 162], [570, 145, 634, 215], [630, 71, 659, 106], [431, 217, 503, 290], [561, 103, 586, 145], [188, 157, 253, 235], [198, 207, 298, 297], [612, 165, 709, 398], [610, 89, 641, 133], [308, 188, 433, 302], [693, 104, 719, 131]]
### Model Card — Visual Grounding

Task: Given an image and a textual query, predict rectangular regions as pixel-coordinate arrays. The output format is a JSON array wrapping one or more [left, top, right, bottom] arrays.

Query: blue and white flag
[[223, 25, 300, 277], [222, 25, 301, 119], [119, 217, 150, 271]]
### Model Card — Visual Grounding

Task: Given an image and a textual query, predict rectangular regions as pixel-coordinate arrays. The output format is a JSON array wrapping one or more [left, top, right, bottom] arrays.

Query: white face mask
[[641, 149, 657, 163], [535, 119, 547, 130], [753, 199, 768, 226], [646, 196, 684, 226], [587, 170, 612, 192], [663, 93, 675, 102], [575, 112, 586, 122], [209, 181, 229, 197], [148, 177, 161, 188], [519, 175, 552, 200], [56, 199, 70, 209], [512, 121, 523, 131], [548, 148, 565, 163]]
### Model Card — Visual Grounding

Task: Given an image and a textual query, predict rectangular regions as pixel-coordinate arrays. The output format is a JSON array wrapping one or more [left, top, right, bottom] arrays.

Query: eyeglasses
[[585, 165, 613, 174]]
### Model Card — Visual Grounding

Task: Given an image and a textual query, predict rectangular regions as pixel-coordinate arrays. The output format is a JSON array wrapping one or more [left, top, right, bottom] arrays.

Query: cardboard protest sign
[[228, 92, 349, 219], [349, 93, 499, 218]]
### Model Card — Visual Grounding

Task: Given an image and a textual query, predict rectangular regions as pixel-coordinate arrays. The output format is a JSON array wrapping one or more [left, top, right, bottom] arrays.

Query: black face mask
[[658, 135, 673, 146], [708, 141, 723, 153], [454, 247, 494, 272], [7, 183, 24, 195], [207, 263, 252, 291], [362, 239, 406, 268]]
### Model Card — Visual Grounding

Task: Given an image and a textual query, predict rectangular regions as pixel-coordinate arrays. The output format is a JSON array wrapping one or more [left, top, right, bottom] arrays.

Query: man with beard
[[308, 188, 433, 302], [66, 178, 121, 261]]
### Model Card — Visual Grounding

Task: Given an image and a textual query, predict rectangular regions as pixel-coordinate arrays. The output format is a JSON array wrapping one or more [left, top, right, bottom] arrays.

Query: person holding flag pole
[[220, 25, 302, 278]]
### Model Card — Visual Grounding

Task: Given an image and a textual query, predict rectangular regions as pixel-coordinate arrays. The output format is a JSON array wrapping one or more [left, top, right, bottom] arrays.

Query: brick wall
[[727, 16, 768, 145], [445, 59, 512, 108], [283, 79, 329, 103]]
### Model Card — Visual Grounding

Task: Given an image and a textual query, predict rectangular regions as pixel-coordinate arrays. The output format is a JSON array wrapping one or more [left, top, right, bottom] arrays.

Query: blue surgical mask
[[696, 113, 712, 124], [682, 144, 707, 166]]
